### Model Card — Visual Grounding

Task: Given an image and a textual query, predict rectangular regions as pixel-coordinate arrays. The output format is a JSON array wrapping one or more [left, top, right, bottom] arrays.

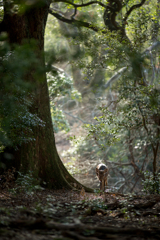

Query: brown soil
[[0, 189, 160, 240]]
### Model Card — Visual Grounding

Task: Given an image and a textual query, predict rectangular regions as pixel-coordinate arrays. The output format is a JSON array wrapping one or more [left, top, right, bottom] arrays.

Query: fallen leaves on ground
[[0, 189, 160, 240]]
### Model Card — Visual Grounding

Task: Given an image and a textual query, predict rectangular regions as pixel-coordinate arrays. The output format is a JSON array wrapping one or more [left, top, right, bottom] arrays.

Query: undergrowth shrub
[[10, 171, 45, 195], [142, 172, 160, 194]]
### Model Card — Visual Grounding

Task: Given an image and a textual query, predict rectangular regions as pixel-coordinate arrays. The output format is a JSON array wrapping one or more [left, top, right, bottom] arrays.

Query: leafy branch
[[53, 0, 107, 8], [49, 8, 105, 33], [123, 0, 146, 24]]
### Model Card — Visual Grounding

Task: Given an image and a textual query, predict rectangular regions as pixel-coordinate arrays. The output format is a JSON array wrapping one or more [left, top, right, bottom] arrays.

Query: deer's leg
[[104, 179, 107, 192], [100, 181, 102, 190], [101, 180, 105, 192]]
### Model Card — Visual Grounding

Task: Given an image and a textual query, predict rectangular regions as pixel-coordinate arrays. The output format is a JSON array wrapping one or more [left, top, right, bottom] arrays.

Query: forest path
[[0, 189, 160, 240]]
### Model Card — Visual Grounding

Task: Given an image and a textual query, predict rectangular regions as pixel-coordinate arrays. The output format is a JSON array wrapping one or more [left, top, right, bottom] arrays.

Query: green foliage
[[0, 38, 45, 147], [47, 65, 82, 132], [63, 134, 107, 177], [142, 172, 160, 194], [44, 0, 160, 192], [47, 70, 72, 98], [126, 4, 153, 47], [47, 70, 71, 132], [10, 171, 45, 195], [86, 82, 160, 153], [45, 14, 70, 64], [64, 158, 80, 175], [84, 81, 160, 192], [50, 106, 70, 132], [63, 136, 91, 175]]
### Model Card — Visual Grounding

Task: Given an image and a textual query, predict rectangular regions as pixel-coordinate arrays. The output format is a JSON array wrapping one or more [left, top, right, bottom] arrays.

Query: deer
[[96, 164, 109, 192]]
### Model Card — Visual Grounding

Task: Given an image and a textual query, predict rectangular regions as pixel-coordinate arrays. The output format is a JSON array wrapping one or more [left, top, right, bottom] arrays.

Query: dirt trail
[[0, 189, 160, 240]]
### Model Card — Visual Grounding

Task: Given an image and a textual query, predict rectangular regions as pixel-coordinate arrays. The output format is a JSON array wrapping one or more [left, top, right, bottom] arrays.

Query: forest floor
[[0, 188, 160, 240]]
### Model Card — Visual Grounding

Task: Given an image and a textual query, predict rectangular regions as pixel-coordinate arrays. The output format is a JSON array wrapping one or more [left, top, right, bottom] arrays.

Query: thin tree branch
[[140, 146, 149, 172], [123, 0, 146, 23], [103, 0, 123, 31], [141, 41, 160, 85], [103, 67, 127, 89], [130, 175, 141, 192], [63, 110, 90, 124], [53, 0, 107, 8], [128, 135, 144, 179], [108, 161, 133, 166], [71, 6, 77, 19], [135, 92, 159, 176], [143, 41, 160, 55], [49, 8, 106, 33], [149, 51, 156, 85]]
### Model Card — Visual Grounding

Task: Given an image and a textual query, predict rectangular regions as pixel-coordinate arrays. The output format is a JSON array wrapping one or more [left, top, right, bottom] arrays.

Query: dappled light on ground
[[0, 189, 160, 239]]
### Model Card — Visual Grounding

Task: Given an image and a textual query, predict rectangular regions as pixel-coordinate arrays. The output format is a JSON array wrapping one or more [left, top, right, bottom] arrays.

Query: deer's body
[[96, 164, 109, 191]]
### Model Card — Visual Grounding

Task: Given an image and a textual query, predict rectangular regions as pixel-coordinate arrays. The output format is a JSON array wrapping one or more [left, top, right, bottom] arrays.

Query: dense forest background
[[0, 0, 160, 194], [44, 0, 160, 193], [1, 1, 160, 239]]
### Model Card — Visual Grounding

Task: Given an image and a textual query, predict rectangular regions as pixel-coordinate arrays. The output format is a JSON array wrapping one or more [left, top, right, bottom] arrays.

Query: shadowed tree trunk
[[0, 1, 92, 190]]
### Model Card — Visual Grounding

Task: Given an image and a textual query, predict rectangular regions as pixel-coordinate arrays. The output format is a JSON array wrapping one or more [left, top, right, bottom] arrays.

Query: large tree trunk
[[0, 2, 92, 190]]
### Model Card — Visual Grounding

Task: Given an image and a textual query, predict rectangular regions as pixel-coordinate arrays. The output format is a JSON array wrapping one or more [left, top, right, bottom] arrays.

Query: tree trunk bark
[[0, 2, 92, 191]]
